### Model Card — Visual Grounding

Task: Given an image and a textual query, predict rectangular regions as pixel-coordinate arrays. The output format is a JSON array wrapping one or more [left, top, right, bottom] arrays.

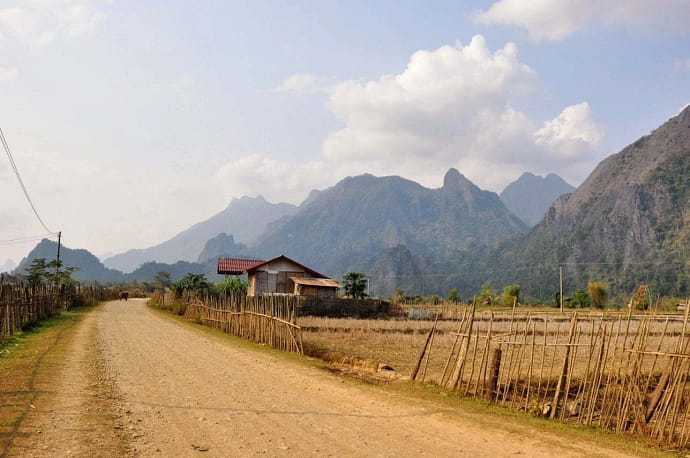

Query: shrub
[[587, 281, 608, 308], [571, 289, 591, 308], [501, 284, 520, 306]]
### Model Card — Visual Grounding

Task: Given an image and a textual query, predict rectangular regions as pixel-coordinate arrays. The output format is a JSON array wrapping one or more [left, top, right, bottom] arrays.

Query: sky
[[1, 0, 690, 265]]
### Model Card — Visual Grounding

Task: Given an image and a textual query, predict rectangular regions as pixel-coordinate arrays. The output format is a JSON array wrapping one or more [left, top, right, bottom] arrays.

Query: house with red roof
[[217, 254, 340, 297]]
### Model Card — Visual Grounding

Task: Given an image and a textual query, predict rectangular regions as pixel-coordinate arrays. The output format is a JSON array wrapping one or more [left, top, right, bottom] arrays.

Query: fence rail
[[181, 294, 303, 354], [0, 282, 115, 344], [413, 305, 690, 447]]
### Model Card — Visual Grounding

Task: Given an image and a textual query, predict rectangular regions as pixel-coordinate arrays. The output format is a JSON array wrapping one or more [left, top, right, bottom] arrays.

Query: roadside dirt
[[1, 308, 129, 457], [3, 299, 645, 457]]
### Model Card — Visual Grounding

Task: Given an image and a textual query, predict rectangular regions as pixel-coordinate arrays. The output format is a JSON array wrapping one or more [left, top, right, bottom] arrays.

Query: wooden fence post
[[485, 347, 502, 401], [551, 313, 578, 419]]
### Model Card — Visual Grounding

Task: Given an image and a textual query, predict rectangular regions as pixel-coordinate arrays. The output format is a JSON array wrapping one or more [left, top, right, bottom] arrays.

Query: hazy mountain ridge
[[15, 239, 124, 282], [196, 233, 247, 263], [12, 105, 690, 301], [0, 259, 16, 274], [500, 172, 575, 226], [13, 239, 216, 284], [252, 168, 528, 278], [104, 196, 297, 272]]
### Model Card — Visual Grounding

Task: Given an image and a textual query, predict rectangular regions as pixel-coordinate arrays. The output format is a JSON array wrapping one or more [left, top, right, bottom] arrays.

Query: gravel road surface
[[6, 299, 636, 457]]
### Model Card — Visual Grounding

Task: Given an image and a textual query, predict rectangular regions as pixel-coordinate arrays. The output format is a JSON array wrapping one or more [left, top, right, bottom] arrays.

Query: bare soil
[[1, 299, 647, 457]]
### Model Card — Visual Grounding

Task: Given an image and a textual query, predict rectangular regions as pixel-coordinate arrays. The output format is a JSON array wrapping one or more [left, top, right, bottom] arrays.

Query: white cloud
[[315, 35, 604, 190], [323, 36, 538, 169], [215, 154, 337, 204], [57, 4, 105, 36], [0, 7, 53, 46], [535, 102, 603, 160], [475, 0, 591, 41], [475, 0, 690, 41], [150, 73, 194, 93], [0, 66, 18, 81], [275, 73, 336, 94], [0, 2, 106, 48]]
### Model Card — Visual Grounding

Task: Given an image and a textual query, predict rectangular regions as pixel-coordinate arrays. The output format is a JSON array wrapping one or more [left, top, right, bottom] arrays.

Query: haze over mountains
[[103, 196, 297, 272], [253, 169, 528, 277], [0, 259, 17, 274], [11, 104, 690, 300], [11, 168, 558, 289], [500, 173, 575, 226]]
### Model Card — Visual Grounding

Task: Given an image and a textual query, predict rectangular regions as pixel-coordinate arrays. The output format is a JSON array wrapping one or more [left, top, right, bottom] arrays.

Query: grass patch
[[0, 308, 87, 454]]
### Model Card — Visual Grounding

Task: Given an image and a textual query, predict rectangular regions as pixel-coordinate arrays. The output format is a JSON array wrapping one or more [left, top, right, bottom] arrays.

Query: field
[[299, 304, 690, 448]]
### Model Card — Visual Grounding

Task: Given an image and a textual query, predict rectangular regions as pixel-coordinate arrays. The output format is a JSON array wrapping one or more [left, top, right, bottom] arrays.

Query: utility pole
[[559, 263, 564, 313], [55, 231, 62, 284]]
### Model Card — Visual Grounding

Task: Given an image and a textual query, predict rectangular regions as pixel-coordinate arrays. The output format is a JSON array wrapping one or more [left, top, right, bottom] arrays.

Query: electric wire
[[1, 127, 56, 236], [0, 233, 59, 246]]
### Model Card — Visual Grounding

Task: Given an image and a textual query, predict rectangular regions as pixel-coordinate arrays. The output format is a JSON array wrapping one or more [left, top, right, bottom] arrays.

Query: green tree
[[342, 272, 368, 299], [478, 284, 495, 305], [46, 259, 78, 286], [501, 284, 520, 306], [25, 258, 77, 286], [172, 273, 214, 296], [571, 289, 591, 307], [587, 281, 608, 309], [154, 271, 172, 289], [392, 288, 406, 303], [216, 276, 247, 295], [25, 258, 48, 285], [446, 288, 459, 303]]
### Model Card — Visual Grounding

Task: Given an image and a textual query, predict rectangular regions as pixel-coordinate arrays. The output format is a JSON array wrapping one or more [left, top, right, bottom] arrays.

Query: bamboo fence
[[412, 305, 690, 447], [0, 282, 113, 344], [184, 294, 304, 354]]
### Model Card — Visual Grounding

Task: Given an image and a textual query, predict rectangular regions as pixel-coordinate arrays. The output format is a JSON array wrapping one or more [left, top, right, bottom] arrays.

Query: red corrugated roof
[[217, 257, 266, 275]]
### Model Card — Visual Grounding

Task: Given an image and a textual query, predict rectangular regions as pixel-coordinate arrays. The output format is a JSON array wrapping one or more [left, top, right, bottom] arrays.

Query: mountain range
[[252, 168, 528, 277], [451, 104, 690, 300], [14, 239, 123, 282], [103, 196, 297, 272], [499, 172, 575, 226], [12, 104, 690, 300]]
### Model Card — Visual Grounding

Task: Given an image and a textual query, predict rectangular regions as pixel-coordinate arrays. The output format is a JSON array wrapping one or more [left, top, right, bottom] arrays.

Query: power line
[[0, 233, 59, 246], [1, 127, 56, 235]]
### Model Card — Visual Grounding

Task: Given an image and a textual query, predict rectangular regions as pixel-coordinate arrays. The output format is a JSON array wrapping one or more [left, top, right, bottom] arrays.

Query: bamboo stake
[[464, 331, 480, 396], [421, 313, 440, 382], [441, 306, 469, 386], [475, 312, 494, 397], [411, 314, 439, 381], [550, 313, 577, 419], [534, 315, 547, 406], [576, 318, 597, 424], [585, 325, 606, 424], [447, 304, 476, 390], [523, 321, 536, 413]]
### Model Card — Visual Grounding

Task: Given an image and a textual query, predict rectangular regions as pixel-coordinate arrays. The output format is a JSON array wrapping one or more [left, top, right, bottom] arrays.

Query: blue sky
[[1, 0, 690, 265]]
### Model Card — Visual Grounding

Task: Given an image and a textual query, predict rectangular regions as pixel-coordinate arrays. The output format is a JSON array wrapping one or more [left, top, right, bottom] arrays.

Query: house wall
[[248, 259, 311, 296], [295, 284, 338, 298]]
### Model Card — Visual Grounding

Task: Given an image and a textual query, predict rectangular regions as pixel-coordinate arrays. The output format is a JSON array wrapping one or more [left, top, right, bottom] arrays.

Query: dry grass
[[299, 307, 690, 448]]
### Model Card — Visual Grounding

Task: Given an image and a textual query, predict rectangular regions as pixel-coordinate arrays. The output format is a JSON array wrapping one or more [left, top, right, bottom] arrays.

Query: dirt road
[[6, 299, 639, 457]]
